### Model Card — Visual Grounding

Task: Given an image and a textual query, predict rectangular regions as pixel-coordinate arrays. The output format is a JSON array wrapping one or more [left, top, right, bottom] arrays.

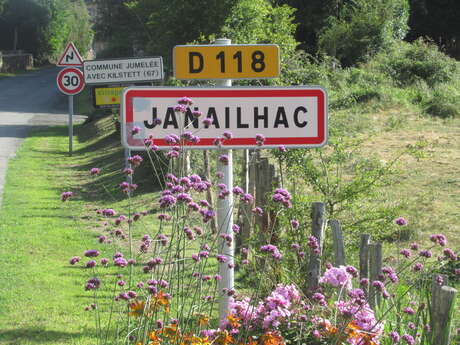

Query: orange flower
[[163, 323, 180, 340], [195, 313, 210, 327], [259, 332, 285, 345], [191, 336, 210, 345], [345, 321, 379, 345], [226, 313, 241, 329], [148, 330, 162, 344], [213, 330, 234, 345], [129, 300, 147, 318], [151, 290, 170, 313], [181, 334, 211, 345]]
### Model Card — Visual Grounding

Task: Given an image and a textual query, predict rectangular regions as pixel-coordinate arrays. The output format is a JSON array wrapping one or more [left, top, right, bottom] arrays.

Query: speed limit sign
[[57, 67, 85, 95]]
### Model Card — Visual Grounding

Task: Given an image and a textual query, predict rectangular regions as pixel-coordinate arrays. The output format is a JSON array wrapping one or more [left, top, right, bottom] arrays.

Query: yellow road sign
[[173, 44, 279, 80], [93, 86, 124, 108]]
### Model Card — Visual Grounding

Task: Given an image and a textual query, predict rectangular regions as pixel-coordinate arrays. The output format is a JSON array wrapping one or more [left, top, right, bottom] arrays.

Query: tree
[[0, 0, 48, 52], [273, 0, 339, 54], [0, 0, 93, 63], [220, 0, 298, 73], [407, 0, 460, 58], [318, 0, 409, 66]]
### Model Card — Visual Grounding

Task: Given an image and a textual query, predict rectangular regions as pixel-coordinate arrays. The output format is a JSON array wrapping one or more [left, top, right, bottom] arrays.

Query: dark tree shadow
[[0, 327, 96, 344]]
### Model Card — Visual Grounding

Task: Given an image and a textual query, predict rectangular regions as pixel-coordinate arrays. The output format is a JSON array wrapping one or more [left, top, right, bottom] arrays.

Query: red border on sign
[[57, 67, 85, 95], [57, 42, 84, 66], [123, 88, 327, 148]]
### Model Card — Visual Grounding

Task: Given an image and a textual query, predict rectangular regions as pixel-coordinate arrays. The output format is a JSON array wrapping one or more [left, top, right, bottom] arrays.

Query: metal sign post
[[215, 38, 234, 321], [56, 67, 85, 156], [68, 95, 73, 156]]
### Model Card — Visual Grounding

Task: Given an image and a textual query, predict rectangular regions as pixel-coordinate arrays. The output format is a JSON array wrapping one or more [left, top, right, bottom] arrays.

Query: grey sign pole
[[68, 95, 73, 156], [215, 38, 234, 321]]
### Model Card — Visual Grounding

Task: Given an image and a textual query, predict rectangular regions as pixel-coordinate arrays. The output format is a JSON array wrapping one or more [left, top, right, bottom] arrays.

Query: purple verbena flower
[[69, 256, 80, 265], [131, 126, 141, 135], [61, 191, 74, 201], [90, 168, 100, 175], [319, 266, 353, 290], [178, 97, 193, 105], [395, 217, 408, 226], [84, 249, 100, 258], [174, 104, 187, 113]]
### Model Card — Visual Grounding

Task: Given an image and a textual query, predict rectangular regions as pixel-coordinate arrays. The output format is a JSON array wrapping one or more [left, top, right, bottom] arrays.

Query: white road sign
[[121, 87, 328, 150], [57, 42, 83, 67], [56, 67, 85, 95], [83, 57, 164, 85]]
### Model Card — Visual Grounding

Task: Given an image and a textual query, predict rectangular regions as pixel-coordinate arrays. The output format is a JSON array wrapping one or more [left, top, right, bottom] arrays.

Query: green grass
[[0, 127, 97, 345], [0, 115, 224, 345], [0, 117, 165, 345]]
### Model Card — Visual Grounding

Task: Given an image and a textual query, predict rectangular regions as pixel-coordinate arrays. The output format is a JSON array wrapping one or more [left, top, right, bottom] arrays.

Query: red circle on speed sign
[[57, 67, 85, 95]]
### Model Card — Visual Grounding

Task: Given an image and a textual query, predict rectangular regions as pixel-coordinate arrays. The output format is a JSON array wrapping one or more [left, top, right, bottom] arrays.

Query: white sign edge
[[120, 86, 328, 151]]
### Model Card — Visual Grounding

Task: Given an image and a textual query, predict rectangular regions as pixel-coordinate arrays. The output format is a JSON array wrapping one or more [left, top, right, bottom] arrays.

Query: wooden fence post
[[254, 158, 277, 243], [430, 284, 457, 345], [306, 202, 326, 291], [368, 242, 382, 309], [330, 219, 345, 266], [238, 150, 256, 251], [359, 234, 371, 296]]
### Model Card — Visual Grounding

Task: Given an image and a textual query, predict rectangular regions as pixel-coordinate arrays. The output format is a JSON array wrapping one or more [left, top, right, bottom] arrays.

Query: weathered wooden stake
[[306, 202, 326, 290], [330, 219, 345, 266], [368, 242, 382, 309], [359, 234, 371, 296], [203, 150, 217, 234], [430, 284, 457, 345], [254, 158, 276, 242], [238, 150, 256, 250]]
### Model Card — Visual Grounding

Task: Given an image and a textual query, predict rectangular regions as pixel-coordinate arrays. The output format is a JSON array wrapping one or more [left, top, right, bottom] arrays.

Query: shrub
[[318, 0, 409, 66], [377, 39, 459, 87], [424, 87, 460, 119]]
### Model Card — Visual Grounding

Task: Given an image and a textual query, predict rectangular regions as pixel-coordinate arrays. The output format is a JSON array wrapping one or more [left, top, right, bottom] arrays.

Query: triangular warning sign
[[57, 42, 83, 66]]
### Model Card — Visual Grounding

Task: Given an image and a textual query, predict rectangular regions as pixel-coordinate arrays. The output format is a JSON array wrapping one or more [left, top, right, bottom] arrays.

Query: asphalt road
[[0, 67, 86, 204]]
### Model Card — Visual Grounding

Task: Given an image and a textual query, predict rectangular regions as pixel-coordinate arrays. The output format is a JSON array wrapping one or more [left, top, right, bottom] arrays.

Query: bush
[[318, 0, 409, 66], [377, 39, 459, 87], [424, 91, 460, 118]]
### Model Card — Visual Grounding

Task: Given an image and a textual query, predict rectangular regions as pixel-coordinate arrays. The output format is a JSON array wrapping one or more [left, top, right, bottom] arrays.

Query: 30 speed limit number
[[57, 67, 85, 95]]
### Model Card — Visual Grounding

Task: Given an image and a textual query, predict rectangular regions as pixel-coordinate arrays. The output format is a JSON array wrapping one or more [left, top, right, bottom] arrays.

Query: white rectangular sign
[[83, 57, 164, 85], [121, 87, 327, 150]]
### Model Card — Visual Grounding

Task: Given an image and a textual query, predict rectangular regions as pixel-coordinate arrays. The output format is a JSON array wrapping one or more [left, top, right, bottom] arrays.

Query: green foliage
[[94, 0, 144, 58], [117, 0, 233, 64], [278, 137, 407, 242], [218, 0, 298, 86], [376, 39, 459, 87], [408, 0, 460, 58], [424, 89, 460, 119], [318, 0, 409, 66], [221, 0, 298, 61], [0, 0, 93, 64]]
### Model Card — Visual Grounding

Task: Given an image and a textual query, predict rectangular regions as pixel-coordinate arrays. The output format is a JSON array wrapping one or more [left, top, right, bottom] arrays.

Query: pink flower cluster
[[220, 284, 302, 331], [319, 265, 354, 290]]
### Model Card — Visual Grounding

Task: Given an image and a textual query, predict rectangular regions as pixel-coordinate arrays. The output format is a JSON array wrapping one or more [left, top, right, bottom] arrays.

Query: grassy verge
[[0, 116, 163, 345], [0, 126, 97, 345]]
